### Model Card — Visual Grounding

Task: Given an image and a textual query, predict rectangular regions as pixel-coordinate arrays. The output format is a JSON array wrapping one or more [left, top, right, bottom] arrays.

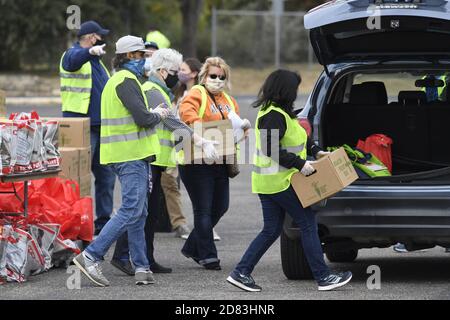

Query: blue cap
[[145, 41, 159, 50], [77, 21, 110, 37]]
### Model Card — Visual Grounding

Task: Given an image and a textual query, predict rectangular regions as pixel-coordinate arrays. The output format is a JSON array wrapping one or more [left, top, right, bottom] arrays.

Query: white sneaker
[[175, 224, 191, 240], [213, 229, 221, 242], [135, 270, 155, 285]]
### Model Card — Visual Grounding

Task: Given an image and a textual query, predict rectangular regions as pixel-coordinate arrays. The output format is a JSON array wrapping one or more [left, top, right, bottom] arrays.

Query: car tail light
[[298, 118, 312, 137]]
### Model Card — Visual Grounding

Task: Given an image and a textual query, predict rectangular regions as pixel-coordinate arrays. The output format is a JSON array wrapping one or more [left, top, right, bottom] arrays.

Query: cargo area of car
[[321, 70, 450, 180]]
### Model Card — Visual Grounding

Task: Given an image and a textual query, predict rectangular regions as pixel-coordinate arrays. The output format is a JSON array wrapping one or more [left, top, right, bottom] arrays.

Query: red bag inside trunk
[[357, 134, 393, 172]]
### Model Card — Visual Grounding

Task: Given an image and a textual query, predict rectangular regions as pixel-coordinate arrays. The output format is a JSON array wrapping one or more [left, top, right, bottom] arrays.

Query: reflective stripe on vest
[[252, 105, 308, 195], [60, 51, 110, 114], [100, 69, 160, 165], [142, 81, 177, 168]]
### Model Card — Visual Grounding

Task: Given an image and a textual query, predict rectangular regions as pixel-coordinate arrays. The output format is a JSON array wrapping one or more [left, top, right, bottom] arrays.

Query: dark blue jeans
[[91, 126, 116, 231], [234, 186, 330, 283], [179, 164, 229, 265]]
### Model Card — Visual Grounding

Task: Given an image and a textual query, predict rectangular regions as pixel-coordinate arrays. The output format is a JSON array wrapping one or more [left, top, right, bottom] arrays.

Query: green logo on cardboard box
[[312, 182, 328, 198]]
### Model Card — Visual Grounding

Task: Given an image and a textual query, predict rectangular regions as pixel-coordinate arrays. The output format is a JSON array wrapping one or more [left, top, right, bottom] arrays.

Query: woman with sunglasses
[[179, 57, 251, 270]]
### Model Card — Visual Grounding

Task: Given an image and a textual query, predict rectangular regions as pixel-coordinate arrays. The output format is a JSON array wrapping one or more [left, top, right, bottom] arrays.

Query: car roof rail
[[348, 0, 447, 7]]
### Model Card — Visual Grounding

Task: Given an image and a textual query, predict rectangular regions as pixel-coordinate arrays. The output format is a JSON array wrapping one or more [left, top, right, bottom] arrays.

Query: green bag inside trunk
[[328, 145, 391, 178]]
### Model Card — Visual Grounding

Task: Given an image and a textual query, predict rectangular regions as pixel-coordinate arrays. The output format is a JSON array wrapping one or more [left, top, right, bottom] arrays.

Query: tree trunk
[[180, 0, 204, 59]]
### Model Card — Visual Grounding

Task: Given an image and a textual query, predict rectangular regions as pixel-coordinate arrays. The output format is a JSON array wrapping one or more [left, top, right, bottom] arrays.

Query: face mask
[[178, 71, 193, 85], [93, 37, 106, 47], [165, 73, 179, 89], [144, 58, 152, 73], [205, 78, 225, 94], [123, 58, 146, 77]]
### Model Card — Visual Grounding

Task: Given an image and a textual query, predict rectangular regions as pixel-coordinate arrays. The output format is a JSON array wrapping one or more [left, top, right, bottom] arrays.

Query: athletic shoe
[[213, 229, 221, 242], [175, 225, 191, 240], [72, 252, 110, 287], [227, 272, 262, 292], [135, 271, 155, 285], [318, 271, 352, 291], [393, 243, 408, 253]]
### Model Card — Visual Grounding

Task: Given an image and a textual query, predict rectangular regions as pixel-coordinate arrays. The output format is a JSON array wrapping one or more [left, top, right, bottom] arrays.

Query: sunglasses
[[208, 74, 226, 81]]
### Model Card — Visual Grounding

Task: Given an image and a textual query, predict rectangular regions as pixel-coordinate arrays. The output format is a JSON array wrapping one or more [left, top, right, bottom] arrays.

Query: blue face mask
[[123, 58, 146, 77]]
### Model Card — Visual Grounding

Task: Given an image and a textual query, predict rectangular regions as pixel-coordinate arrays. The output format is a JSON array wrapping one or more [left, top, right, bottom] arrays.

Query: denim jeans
[[91, 126, 116, 231], [234, 186, 330, 283], [85, 160, 150, 270], [179, 164, 229, 265], [113, 165, 163, 266]]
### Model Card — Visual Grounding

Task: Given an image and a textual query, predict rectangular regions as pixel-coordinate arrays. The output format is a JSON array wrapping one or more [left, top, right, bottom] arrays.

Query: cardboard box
[[183, 119, 235, 163], [78, 174, 92, 198], [44, 117, 90, 148], [291, 147, 358, 208], [0, 90, 5, 117], [59, 147, 80, 180], [78, 147, 92, 177]]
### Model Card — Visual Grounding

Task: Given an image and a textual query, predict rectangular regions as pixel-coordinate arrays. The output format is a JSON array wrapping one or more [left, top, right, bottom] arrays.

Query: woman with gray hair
[[112, 49, 219, 276]]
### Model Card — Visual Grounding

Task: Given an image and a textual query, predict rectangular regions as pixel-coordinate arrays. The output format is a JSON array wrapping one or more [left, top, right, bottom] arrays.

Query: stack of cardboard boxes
[[49, 118, 92, 198]]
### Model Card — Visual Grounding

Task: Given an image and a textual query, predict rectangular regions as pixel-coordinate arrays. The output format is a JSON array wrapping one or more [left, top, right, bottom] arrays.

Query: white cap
[[115, 35, 149, 54]]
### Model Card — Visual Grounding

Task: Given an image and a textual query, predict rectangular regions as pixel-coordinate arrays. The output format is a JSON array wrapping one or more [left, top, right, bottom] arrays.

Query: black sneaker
[[150, 262, 172, 274], [227, 272, 262, 292], [110, 259, 135, 276], [318, 271, 352, 291]]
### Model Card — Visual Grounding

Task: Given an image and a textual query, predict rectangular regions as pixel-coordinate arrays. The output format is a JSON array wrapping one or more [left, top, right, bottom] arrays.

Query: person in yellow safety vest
[[226, 70, 353, 292], [422, 74, 448, 102], [112, 48, 220, 275], [73, 35, 170, 287], [178, 57, 252, 271], [146, 28, 171, 49], [60, 20, 116, 236]]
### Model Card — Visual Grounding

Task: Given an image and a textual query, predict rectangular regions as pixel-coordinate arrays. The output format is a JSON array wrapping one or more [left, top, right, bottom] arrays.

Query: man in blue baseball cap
[[60, 20, 116, 237]]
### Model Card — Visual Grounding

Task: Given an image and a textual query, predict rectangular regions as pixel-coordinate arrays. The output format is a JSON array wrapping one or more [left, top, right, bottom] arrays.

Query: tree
[[179, 0, 204, 59]]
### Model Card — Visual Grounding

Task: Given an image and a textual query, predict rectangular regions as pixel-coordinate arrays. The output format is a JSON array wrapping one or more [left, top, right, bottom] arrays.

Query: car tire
[[280, 230, 314, 280], [326, 249, 358, 263]]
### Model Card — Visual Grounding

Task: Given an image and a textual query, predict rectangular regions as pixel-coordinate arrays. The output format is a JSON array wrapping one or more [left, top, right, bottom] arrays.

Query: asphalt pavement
[[1, 97, 450, 300]]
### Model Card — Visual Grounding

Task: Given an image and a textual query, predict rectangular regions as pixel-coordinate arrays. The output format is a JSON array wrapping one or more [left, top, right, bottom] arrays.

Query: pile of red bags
[[0, 177, 93, 242]]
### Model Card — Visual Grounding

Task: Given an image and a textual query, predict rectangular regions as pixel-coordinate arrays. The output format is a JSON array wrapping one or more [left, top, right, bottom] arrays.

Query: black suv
[[281, 0, 450, 279]]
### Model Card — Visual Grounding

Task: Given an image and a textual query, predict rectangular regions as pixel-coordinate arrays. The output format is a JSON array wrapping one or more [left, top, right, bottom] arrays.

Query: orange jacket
[[179, 87, 240, 125]]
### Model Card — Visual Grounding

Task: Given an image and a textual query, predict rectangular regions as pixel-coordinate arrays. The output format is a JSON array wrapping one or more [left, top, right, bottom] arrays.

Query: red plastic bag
[[73, 198, 94, 242], [357, 134, 393, 172], [1, 177, 92, 241]]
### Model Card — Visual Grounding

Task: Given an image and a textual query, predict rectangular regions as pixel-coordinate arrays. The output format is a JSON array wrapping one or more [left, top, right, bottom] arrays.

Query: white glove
[[196, 138, 220, 161], [89, 44, 106, 56], [316, 151, 331, 160], [227, 111, 244, 129], [300, 161, 316, 176], [228, 111, 251, 143], [241, 119, 251, 130], [153, 104, 171, 119]]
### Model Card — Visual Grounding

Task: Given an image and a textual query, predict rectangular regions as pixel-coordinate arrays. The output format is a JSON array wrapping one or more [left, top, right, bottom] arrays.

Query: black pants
[[113, 165, 164, 265], [179, 164, 230, 265]]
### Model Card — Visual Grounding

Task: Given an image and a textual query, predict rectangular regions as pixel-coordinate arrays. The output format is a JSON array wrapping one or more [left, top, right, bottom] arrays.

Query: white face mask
[[144, 58, 152, 73], [205, 78, 225, 94]]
